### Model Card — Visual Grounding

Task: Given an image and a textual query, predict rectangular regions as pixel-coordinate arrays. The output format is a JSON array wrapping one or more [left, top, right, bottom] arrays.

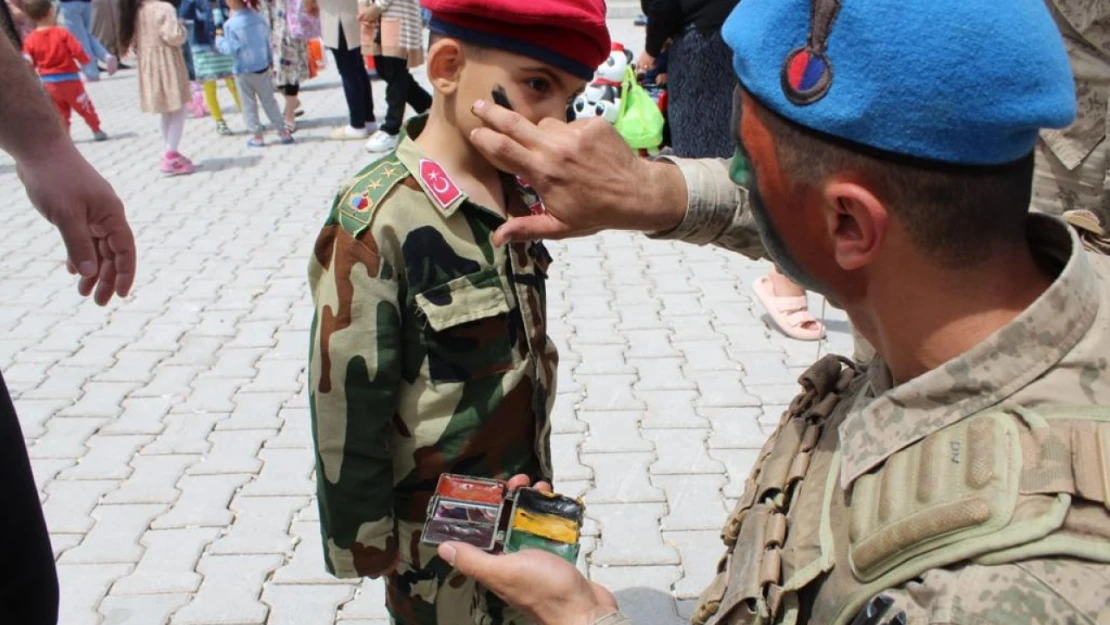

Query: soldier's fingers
[[94, 239, 117, 306], [470, 126, 539, 177], [438, 542, 521, 595], [471, 99, 549, 150], [493, 215, 575, 246], [505, 475, 534, 490]]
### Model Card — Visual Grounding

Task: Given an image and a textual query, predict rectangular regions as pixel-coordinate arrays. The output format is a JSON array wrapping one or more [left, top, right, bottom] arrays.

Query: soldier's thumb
[[439, 542, 506, 588]]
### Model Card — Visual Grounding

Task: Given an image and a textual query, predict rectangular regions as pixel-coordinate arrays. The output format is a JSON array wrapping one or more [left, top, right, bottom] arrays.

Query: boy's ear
[[426, 38, 465, 95]]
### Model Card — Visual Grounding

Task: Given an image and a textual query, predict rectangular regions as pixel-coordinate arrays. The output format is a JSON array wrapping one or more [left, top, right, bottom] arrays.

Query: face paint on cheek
[[742, 152, 829, 295]]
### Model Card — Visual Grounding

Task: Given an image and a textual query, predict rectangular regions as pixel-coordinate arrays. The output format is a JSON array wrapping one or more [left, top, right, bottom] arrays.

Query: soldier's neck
[[416, 112, 507, 217], [854, 244, 1053, 385]]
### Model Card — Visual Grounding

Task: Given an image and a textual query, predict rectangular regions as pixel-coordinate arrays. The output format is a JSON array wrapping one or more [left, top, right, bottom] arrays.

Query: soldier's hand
[[17, 143, 136, 306], [467, 100, 688, 246], [438, 543, 618, 625]]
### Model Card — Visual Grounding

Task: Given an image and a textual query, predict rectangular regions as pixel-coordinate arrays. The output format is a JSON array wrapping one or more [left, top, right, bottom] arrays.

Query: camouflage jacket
[[308, 117, 558, 579], [628, 207, 1110, 624], [1040, 0, 1109, 169]]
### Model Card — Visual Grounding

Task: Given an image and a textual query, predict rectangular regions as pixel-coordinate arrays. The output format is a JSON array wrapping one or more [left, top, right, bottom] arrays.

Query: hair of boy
[[742, 90, 1036, 269], [23, 0, 54, 23]]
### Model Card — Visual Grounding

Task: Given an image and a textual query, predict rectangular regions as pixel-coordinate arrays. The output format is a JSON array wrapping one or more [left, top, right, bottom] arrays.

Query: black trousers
[[0, 372, 59, 625], [373, 55, 432, 135], [329, 31, 374, 129]]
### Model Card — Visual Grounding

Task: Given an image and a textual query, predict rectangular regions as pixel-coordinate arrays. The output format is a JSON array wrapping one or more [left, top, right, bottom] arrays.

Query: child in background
[[179, 0, 242, 134], [21, 0, 108, 141], [120, 0, 195, 175], [215, 0, 291, 146], [357, 0, 430, 153], [307, 0, 609, 622]]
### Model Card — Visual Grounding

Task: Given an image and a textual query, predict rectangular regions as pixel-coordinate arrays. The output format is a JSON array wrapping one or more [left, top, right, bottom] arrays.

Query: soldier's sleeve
[[857, 558, 1109, 624], [308, 193, 403, 579], [645, 156, 768, 260]]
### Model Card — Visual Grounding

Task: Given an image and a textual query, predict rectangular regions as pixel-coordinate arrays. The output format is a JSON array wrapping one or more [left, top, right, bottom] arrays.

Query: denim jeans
[[59, 1, 109, 79]]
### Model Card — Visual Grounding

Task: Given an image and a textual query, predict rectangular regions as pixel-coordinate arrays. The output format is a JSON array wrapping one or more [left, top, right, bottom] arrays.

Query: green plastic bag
[[614, 66, 665, 151]]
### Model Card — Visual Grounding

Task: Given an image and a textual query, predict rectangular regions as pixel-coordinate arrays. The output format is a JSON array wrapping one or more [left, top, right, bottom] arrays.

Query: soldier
[[305, 0, 610, 623], [426, 0, 1110, 624], [1033, 0, 1110, 252]]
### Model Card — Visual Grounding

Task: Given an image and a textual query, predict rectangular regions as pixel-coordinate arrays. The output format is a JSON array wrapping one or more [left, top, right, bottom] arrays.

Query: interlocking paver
[[239, 448, 316, 497], [589, 504, 678, 565], [631, 358, 697, 391], [652, 474, 729, 531], [263, 583, 357, 625], [171, 554, 282, 625], [151, 473, 252, 529], [636, 390, 709, 429], [579, 411, 652, 453], [665, 530, 726, 600], [40, 479, 117, 533], [582, 452, 664, 503], [577, 375, 646, 411], [701, 408, 769, 449], [99, 593, 192, 625], [56, 563, 133, 625], [29, 417, 107, 459], [708, 449, 764, 500], [643, 429, 726, 476], [58, 434, 150, 480], [218, 392, 286, 431], [112, 527, 218, 595], [12, 398, 69, 438], [209, 495, 306, 555], [142, 413, 225, 455], [60, 503, 166, 564], [187, 429, 273, 475], [335, 579, 390, 620]]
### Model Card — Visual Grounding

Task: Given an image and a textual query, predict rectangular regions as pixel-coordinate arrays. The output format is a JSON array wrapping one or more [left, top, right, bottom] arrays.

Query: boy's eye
[[524, 79, 551, 95]]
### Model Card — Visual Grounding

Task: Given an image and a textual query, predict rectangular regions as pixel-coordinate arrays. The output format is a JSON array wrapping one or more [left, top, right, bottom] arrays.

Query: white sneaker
[[329, 124, 373, 140], [365, 130, 400, 153]]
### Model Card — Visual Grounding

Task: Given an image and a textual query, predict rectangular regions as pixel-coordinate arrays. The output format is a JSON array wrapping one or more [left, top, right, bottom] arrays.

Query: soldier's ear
[[427, 37, 464, 95]]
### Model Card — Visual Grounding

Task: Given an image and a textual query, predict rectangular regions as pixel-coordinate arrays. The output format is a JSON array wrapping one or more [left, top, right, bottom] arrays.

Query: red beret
[[422, 0, 611, 81]]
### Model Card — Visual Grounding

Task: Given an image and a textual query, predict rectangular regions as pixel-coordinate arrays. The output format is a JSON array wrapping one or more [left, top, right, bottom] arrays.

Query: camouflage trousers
[[385, 521, 533, 625], [1032, 136, 1110, 227]]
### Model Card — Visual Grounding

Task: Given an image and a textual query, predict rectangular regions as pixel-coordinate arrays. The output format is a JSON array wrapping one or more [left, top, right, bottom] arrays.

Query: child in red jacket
[[21, 0, 107, 140]]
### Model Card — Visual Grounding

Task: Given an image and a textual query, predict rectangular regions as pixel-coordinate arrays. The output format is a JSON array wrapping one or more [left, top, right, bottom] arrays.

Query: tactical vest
[[693, 354, 1110, 625]]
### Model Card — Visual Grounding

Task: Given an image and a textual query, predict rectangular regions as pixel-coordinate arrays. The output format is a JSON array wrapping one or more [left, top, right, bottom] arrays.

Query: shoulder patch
[[336, 154, 410, 236]]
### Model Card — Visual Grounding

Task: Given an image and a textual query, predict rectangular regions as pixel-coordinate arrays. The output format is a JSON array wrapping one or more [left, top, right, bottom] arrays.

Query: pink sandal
[[752, 276, 827, 341], [159, 152, 196, 176]]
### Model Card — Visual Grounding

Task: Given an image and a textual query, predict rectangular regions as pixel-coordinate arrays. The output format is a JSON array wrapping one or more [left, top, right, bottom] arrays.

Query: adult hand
[[636, 50, 656, 72], [18, 144, 136, 306], [438, 544, 618, 625], [468, 100, 688, 245]]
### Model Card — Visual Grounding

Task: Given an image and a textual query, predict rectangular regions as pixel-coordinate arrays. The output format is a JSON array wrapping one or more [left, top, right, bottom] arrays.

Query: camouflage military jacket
[[308, 117, 558, 579], [627, 209, 1110, 625], [1040, 0, 1109, 169]]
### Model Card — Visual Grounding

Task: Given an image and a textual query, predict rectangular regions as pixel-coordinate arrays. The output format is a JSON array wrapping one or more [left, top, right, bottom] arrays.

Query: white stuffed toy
[[571, 43, 633, 123]]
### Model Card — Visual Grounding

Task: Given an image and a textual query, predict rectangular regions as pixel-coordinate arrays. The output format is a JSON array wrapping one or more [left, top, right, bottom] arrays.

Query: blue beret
[[722, 0, 1077, 165]]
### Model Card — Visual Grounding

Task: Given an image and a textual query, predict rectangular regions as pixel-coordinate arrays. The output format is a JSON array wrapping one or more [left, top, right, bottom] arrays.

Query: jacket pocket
[[415, 267, 520, 384]]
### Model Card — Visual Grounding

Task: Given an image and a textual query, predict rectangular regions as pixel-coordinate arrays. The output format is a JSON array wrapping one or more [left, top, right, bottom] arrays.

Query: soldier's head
[[422, 0, 609, 131], [24, 0, 56, 25], [721, 0, 1076, 302]]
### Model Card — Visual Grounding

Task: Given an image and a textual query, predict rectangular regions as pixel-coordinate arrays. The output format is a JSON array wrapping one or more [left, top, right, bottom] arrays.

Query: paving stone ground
[[0, 15, 852, 625]]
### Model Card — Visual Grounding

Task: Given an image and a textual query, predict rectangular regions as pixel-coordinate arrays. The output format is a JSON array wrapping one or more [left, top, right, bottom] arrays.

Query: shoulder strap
[[335, 154, 409, 237]]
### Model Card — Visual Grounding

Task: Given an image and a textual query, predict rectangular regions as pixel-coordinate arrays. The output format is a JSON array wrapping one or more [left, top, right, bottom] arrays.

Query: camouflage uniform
[[308, 116, 557, 625], [636, 163, 1110, 625], [1034, 0, 1110, 227]]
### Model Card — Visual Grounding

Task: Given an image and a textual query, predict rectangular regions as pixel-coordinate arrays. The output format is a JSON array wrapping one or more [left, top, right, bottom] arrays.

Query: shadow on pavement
[[199, 155, 264, 171], [300, 80, 341, 91], [614, 587, 687, 625], [295, 115, 350, 131]]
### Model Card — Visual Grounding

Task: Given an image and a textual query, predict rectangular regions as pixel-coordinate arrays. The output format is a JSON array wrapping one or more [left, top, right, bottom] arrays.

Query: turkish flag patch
[[419, 159, 462, 209]]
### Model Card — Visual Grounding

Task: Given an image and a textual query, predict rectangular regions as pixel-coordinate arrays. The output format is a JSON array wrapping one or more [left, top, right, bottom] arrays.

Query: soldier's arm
[[308, 213, 403, 580], [646, 157, 768, 260], [857, 559, 1107, 625]]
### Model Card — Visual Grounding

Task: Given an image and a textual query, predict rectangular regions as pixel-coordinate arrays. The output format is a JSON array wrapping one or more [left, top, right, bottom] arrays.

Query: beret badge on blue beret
[[780, 0, 841, 105]]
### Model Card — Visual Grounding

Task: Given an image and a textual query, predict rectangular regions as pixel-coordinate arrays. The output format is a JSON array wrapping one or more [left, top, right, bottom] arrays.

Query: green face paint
[[729, 146, 752, 188], [505, 529, 579, 564]]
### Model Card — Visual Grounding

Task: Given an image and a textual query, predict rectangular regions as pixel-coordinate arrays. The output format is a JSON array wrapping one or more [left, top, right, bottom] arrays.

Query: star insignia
[[381, 166, 399, 178], [366, 179, 383, 191]]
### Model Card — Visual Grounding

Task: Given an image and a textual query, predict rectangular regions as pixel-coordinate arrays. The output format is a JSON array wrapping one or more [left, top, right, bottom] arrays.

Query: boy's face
[[453, 48, 586, 131]]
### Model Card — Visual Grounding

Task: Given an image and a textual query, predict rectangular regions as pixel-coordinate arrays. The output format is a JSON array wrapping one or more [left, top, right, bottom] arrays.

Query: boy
[[21, 0, 107, 141], [307, 0, 609, 623], [214, 0, 292, 146]]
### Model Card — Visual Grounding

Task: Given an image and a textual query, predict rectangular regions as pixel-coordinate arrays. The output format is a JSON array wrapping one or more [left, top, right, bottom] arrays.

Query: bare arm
[[0, 28, 137, 304]]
